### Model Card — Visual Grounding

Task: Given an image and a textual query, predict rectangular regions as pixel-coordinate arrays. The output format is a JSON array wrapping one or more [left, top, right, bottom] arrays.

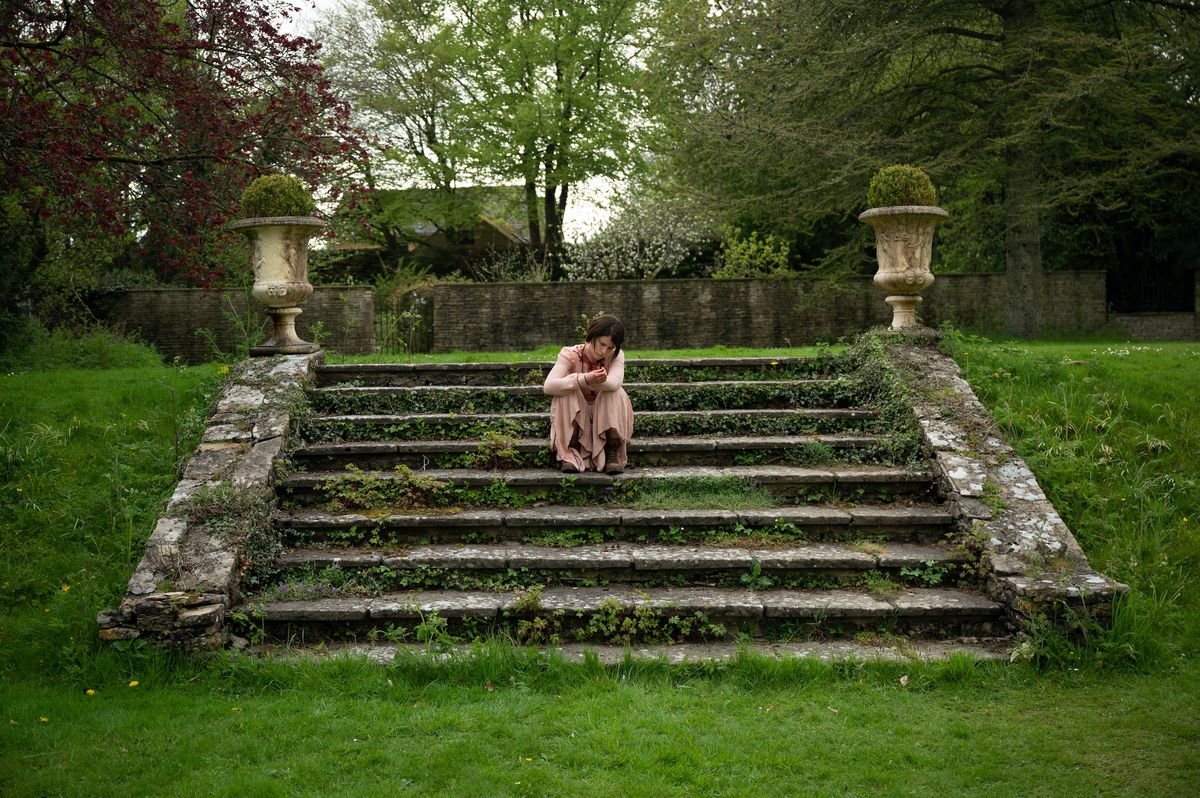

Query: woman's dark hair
[[585, 314, 625, 355]]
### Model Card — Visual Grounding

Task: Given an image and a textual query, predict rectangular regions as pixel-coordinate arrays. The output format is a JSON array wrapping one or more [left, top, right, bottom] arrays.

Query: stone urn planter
[[230, 175, 323, 355], [858, 165, 949, 329]]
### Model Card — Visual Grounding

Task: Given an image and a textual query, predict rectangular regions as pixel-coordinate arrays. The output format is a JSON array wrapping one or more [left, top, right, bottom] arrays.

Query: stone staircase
[[233, 354, 1012, 658]]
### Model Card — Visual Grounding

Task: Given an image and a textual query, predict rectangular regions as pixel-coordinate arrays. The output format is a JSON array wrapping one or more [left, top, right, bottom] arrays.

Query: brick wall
[[93, 287, 375, 363], [431, 272, 1111, 351], [1109, 314, 1197, 341]]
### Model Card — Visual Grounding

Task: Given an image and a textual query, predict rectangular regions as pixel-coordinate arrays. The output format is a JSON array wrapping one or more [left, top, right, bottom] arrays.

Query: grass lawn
[[1, 334, 1197, 796]]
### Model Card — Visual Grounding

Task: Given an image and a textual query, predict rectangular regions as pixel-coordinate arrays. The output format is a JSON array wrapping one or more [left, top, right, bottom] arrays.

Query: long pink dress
[[543, 345, 634, 472]]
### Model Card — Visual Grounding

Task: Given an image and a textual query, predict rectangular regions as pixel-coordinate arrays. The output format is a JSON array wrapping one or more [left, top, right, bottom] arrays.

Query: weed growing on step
[[899, 559, 952, 587], [858, 570, 905, 597], [321, 465, 449, 510], [739, 561, 776, 590], [523, 526, 619, 547], [620, 477, 777, 511], [575, 599, 727, 644]]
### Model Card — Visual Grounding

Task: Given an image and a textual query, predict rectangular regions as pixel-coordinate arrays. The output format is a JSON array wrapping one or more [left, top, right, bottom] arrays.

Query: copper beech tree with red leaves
[[0, 0, 361, 313]]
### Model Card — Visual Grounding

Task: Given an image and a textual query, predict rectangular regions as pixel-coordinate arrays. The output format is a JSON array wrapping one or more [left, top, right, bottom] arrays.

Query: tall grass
[[0, 360, 221, 679], [943, 334, 1200, 661]]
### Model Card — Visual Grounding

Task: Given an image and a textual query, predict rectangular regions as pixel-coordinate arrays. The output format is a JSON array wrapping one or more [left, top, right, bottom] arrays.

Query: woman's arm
[[596, 351, 625, 392], [543, 347, 585, 396]]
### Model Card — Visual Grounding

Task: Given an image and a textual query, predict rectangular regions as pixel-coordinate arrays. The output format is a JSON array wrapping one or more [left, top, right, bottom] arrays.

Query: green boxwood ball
[[240, 174, 317, 218], [867, 165, 938, 207]]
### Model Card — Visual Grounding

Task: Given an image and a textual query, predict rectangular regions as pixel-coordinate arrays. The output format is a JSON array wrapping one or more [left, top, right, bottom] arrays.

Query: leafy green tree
[[653, 0, 1200, 334], [319, 0, 653, 265]]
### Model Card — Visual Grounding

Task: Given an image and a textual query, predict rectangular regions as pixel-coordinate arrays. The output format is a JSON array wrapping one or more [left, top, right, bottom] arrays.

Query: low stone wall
[[92, 287, 375, 363], [431, 272, 1110, 351], [1109, 313, 1197, 341], [97, 354, 320, 649]]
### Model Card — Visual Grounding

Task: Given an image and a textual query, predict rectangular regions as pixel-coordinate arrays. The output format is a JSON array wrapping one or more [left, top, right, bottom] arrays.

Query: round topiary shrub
[[866, 165, 938, 208], [240, 174, 317, 218]]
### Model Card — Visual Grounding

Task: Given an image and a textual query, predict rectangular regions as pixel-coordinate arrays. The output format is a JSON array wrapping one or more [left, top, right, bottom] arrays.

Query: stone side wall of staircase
[[98, 355, 322, 648]]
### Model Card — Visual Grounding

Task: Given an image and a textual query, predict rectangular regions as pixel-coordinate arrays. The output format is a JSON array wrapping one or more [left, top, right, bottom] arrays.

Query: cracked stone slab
[[874, 543, 967, 568], [507, 507, 619, 527], [994, 571, 1126, 601], [383, 544, 510, 569], [259, 598, 370, 621], [888, 589, 1001, 617], [919, 418, 969, 453], [252, 409, 290, 441], [647, 587, 763, 617], [618, 509, 739, 527], [748, 544, 876, 570], [937, 452, 988, 498], [833, 466, 932, 484], [631, 437, 717, 452], [736, 507, 852, 526], [216, 385, 266, 415], [371, 592, 501, 619], [278, 549, 383, 568], [761, 590, 894, 619], [231, 437, 283, 494], [849, 507, 954, 527], [632, 546, 753, 570], [997, 462, 1049, 503], [383, 510, 505, 528], [276, 510, 375, 528], [521, 586, 648, 612], [203, 423, 254, 444], [508, 544, 633, 569]]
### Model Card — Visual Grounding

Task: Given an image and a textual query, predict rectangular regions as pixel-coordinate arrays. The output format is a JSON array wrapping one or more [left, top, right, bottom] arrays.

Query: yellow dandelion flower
[[61, 585, 70, 592], [128, 680, 139, 688], [86, 689, 96, 696]]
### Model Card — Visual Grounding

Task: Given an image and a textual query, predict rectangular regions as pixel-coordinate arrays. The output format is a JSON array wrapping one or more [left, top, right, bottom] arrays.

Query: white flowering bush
[[562, 201, 713, 280]]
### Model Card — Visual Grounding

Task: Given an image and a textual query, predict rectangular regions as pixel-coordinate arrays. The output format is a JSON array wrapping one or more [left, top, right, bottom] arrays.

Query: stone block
[[762, 591, 892, 619]]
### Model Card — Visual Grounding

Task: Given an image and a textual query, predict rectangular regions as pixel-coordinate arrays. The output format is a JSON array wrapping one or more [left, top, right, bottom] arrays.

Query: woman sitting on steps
[[543, 314, 634, 474]]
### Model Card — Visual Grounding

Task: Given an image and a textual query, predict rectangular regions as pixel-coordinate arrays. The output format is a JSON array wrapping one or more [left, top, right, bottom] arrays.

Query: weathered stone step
[[275, 504, 955, 546], [260, 638, 1014, 664], [292, 434, 887, 471], [315, 357, 838, 388], [239, 586, 1006, 643], [271, 541, 967, 586], [307, 379, 860, 415], [298, 408, 882, 444], [278, 464, 937, 507]]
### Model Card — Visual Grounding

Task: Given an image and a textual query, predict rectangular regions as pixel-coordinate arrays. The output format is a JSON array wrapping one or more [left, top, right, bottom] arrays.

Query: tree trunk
[[1003, 152, 1044, 337], [1000, 0, 1044, 337]]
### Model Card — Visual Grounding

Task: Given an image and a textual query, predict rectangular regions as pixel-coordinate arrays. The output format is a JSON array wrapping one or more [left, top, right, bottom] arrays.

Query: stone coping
[[885, 336, 1128, 625], [96, 353, 323, 648]]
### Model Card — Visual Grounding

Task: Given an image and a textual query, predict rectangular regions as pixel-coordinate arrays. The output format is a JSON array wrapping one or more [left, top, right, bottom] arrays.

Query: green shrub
[[240, 174, 317, 218], [712, 226, 793, 279], [0, 318, 163, 371], [867, 165, 938, 207]]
